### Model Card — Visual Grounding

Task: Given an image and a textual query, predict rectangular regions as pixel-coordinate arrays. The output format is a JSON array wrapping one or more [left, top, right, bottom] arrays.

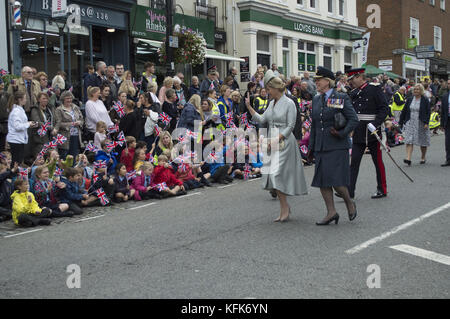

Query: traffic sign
[[416, 51, 435, 59], [415, 45, 434, 53]]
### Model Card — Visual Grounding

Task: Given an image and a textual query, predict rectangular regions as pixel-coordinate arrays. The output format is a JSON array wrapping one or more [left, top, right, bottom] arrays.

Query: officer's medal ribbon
[[327, 98, 344, 109]]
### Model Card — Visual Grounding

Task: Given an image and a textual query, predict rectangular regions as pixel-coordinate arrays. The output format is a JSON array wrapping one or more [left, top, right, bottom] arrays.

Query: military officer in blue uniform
[[345, 68, 389, 199]]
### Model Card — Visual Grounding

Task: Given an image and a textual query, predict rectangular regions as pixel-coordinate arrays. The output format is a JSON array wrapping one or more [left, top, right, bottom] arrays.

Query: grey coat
[[309, 89, 359, 152], [54, 104, 84, 150], [252, 94, 308, 196]]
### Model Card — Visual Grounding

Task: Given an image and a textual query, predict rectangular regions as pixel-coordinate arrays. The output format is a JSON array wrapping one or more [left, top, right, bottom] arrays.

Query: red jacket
[[175, 164, 196, 182], [152, 165, 183, 187], [120, 148, 135, 172]]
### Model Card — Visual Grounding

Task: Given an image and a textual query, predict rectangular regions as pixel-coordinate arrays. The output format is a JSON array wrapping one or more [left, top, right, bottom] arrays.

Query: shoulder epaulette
[[369, 83, 381, 86]]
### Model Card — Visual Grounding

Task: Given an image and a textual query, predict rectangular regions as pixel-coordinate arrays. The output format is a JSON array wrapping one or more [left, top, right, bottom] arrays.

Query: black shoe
[[270, 190, 278, 198], [441, 162, 450, 167], [420, 159, 426, 164], [316, 213, 340, 226], [403, 159, 411, 166], [371, 191, 387, 199], [349, 202, 357, 221]]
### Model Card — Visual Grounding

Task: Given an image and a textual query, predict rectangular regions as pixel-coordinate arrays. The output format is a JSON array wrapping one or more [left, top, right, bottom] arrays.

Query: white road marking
[[247, 177, 261, 182], [346, 202, 450, 255], [4, 228, 43, 238], [218, 184, 234, 189], [129, 202, 156, 210], [177, 192, 202, 199], [390, 245, 450, 266], [75, 215, 105, 223]]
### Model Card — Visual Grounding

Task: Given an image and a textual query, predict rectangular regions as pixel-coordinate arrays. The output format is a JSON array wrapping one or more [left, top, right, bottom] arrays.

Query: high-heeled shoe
[[348, 202, 357, 221], [403, 159, 411, 166], [280, 209, 291, 223], [316, 213, 339, 226]]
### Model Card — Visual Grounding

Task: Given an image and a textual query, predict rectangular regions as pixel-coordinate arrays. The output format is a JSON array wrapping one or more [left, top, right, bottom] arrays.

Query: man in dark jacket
[[441, 80, 450, 167], [0, 81, 10, 152], [346, 68, 389, 199], [83, 61, 106, 102]]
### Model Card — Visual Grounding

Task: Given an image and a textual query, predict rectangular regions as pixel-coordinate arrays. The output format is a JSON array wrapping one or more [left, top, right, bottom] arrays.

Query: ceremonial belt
[[358, 114, 376, 121]]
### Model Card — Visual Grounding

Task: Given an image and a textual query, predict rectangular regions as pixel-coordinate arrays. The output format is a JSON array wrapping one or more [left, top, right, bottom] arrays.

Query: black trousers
[[445, 125, 450, 162], [349, 142, 387, 198], [17, 208, 52, 227], [9, 143, 25, 165]]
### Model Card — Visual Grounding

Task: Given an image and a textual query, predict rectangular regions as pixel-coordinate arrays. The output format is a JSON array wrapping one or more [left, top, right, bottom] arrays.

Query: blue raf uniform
[[347, 68, 389, 199]]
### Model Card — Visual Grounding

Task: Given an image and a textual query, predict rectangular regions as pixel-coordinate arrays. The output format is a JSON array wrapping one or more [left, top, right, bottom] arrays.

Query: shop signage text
[[293, 23, 324, 36], [21, 0, 127, 29], [131, 5, 214, 48]]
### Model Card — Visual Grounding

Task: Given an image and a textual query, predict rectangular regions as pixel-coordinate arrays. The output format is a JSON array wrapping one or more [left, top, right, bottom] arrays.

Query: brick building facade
[[357, 0, 450, 81]]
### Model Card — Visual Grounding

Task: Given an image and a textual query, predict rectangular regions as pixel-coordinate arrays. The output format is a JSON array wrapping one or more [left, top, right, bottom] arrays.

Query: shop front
[[430, 59, 450, 81], [13, 0, 134, 99], [130, 4, 243, 84], [237, 3, 364, 82], [403, 54, 430, 82]]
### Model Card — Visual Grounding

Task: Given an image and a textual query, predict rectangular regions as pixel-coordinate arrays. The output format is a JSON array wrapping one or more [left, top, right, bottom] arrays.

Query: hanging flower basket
[[158, 30, 206, 67]]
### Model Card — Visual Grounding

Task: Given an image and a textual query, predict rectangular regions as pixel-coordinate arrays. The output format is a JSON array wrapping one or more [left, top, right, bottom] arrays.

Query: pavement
[[0, 133, 449, 299]]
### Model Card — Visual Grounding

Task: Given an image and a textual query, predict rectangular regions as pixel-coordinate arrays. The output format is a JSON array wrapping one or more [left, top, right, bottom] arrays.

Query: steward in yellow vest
[[390, 89, 406, 112]]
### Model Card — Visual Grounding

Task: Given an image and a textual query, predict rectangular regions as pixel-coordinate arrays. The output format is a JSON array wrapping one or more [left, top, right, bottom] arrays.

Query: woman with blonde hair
[[150, 130, 174, 165], [177, 94, 203, 132], [158, 77, 174, 105], [147, 81, 161, 105], [85, 86, 113, 139], [118, 71, 136, 98], [245, 70, 308, 222], [399, 83, 431, 165]]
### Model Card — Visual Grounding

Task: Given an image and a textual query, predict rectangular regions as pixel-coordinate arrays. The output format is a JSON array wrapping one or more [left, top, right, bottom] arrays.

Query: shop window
[[283, 38, 289, 48], [307, 54, 316, 72], [257, 33, 270, 52], [307, 43, 315, 52], [298, 40, 305, 51], [298, 52, 306, 71]]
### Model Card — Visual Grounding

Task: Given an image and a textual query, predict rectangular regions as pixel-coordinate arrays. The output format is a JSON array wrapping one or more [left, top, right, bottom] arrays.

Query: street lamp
[[165, 0, 175, 76]]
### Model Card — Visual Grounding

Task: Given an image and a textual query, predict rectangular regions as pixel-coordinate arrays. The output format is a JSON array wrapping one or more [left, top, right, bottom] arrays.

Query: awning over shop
[[385, 71, 403, 79], [363, 64, 387, 76], [205, 49, 245, 62]]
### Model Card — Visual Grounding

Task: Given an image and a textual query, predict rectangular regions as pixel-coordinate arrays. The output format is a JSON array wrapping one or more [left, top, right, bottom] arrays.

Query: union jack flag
[[159, 112, 172, 126], [53, 134, 67, 146], [38, 149, 47, 158], [147, 154, 155, 164], [179, 163, 189, 173], [18, 167, 29, 180], [108, 124, 119, 134], [300, 145, 308, 155], [95, 188, 109, 206], [178, 135, 187, 144], [85, 143, 99, 153], [37, 121, 51, 137], [185, 130, 198, 139], [207, 151, 219, 163], [155, 182, 168, 192], [240, 112, 248, 126], [303, 119, 311, 130], [185, 151, 197, 159], [173, 155, 187, 164], [154, 125, 161, 137], [54, 167, 64, 177], [92, 171, 100, 183], [117, 131, 126, 147], [126, 170, 137, 181], [243, 164, 252, 180], [48, 141, 58, 149], [106, 141, 118, 152], [94, 160, 107, 169], [0, 69, 8, 76], [112, 101, 125, 118], [224, 113, 235, 128]]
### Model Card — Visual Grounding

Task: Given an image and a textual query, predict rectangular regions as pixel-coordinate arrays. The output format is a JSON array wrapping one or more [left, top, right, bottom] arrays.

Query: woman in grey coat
[[308, 67, 359, 225], [245, 71, 308, 222]]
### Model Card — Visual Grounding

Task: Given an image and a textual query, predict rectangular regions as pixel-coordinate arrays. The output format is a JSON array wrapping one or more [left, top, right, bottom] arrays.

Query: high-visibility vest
[[390, 92, 405, 112], [429, 112, 440, 129], [217, 100, 229, 116], [256, 97, 268, 111]]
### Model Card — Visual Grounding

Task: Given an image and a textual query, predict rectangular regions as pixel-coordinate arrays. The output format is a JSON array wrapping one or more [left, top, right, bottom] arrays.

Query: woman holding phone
[[6, 91, 38, 165]]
